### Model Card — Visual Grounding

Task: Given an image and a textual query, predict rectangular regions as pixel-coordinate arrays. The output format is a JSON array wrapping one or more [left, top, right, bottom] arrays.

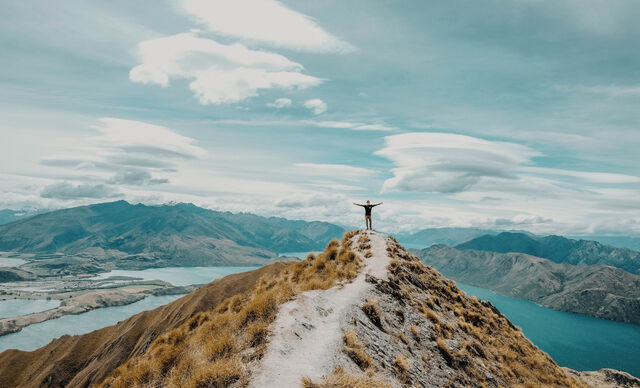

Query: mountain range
[[396, 227, 640, 251], [396, 227, 498, 247], [456, 232, 640, 275], [0, 201, 344, 268], [414, 244, 640, 324]]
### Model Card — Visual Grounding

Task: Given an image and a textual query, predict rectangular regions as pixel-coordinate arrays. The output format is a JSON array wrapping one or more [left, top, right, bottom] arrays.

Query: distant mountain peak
[[0, 201, 345, 267], [456, 232, 640, 275]]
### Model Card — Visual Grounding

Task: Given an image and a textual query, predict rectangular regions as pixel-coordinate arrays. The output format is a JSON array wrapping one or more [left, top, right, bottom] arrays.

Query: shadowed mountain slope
[[0, 201, 344, 267], [456, 232, 640, 275], [414, 245, 640, 324], [396, 227, 497, 248]]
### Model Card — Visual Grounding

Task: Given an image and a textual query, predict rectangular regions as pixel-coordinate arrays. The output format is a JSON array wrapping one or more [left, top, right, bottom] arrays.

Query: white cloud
[[205, 119, 395, 131], [41, 182, 120, 200], [275, 192, 349, 209], [129, 32, 323, 104], [179, 0, 354, 53], [295, 163, 375, 178], [376, 132, 539, 193], [315, 121, 396, 131], [108, 170, 169, 185], [303, 98, 327, 115], [40, 118, 204, 193], [266, 97, 292, 109], [91, 118, 205, 159], [555, 84, 640, 97], [522, 167, 640, 184], [350, 124, 396, 131]]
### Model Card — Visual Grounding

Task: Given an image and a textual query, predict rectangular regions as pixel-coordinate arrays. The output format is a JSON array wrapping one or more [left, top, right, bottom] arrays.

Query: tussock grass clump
[[358, 235, 372, 251], [98, 232, 364, 388], [425, 308, 440, 324], [393, 354, 411, 382], [189, 357, 243, 388], [362, 300, 384, 331], [394, 307, 405, 322], [343, 330, 374, 370], [410, 325, 420, 341], [436, 336, 453, 365], [303, 367, 393, 388]]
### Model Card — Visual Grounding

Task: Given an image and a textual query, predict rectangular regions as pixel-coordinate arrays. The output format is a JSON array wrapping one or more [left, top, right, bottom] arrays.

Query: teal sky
[[1, 0, 639, 235]]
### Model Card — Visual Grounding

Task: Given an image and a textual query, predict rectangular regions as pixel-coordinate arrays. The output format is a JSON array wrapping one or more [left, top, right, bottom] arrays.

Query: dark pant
[[365, 215, 372, 230]]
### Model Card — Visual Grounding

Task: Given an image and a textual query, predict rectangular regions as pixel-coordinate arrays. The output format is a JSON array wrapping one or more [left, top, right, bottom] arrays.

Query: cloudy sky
[[1, 0, 640, 235]]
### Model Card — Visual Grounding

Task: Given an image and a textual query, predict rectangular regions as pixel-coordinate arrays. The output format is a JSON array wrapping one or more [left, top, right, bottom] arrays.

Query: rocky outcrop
[[565, 368, 640, 388]]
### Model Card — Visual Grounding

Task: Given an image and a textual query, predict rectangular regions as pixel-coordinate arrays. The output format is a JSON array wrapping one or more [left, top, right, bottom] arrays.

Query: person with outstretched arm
[[353, 200, 383, 231]]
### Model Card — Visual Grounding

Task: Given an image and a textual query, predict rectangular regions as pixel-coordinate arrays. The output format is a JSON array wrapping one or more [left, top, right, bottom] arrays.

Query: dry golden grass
[[424, 308, 440, 324], [343, 330, 374, 370], [362, 300, 384, 331], [187, 356, 243, 388], [97, 233, 364, 388], [357, 235, 370, 244], [303, 367, 393, 388], [436, 336, 453, 365], [357, 235, 372, 251], [410, 325, 420, 341], [394, 354, 411, 382]]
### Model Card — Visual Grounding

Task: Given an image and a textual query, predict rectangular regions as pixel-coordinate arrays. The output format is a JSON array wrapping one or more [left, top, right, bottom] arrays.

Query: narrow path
[[249, 231, 390, 387]]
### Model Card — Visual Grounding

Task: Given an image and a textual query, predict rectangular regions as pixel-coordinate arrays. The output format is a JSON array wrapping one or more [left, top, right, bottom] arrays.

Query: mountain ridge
[[0, 201, 344, 268], [456, 232, 640, 274]]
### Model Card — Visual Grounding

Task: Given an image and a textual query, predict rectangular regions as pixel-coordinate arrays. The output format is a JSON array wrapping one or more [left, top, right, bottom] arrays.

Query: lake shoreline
[[457, 281, 640, 378], [0, 282, 198, 336]]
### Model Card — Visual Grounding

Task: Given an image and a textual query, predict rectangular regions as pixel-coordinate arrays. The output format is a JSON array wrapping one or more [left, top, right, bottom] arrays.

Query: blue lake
[[92, 266, 259, 286], [0, 299, 60, 319], [457, 282, 640, 378], [0, 295, 183, 352], [0, 257, 27, 267], [0, 266, 258, 352]]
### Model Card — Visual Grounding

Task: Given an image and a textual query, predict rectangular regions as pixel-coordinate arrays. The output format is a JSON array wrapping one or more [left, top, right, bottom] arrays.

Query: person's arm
[[353, 203, 364, 207], [373, 202, 383, 207]]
